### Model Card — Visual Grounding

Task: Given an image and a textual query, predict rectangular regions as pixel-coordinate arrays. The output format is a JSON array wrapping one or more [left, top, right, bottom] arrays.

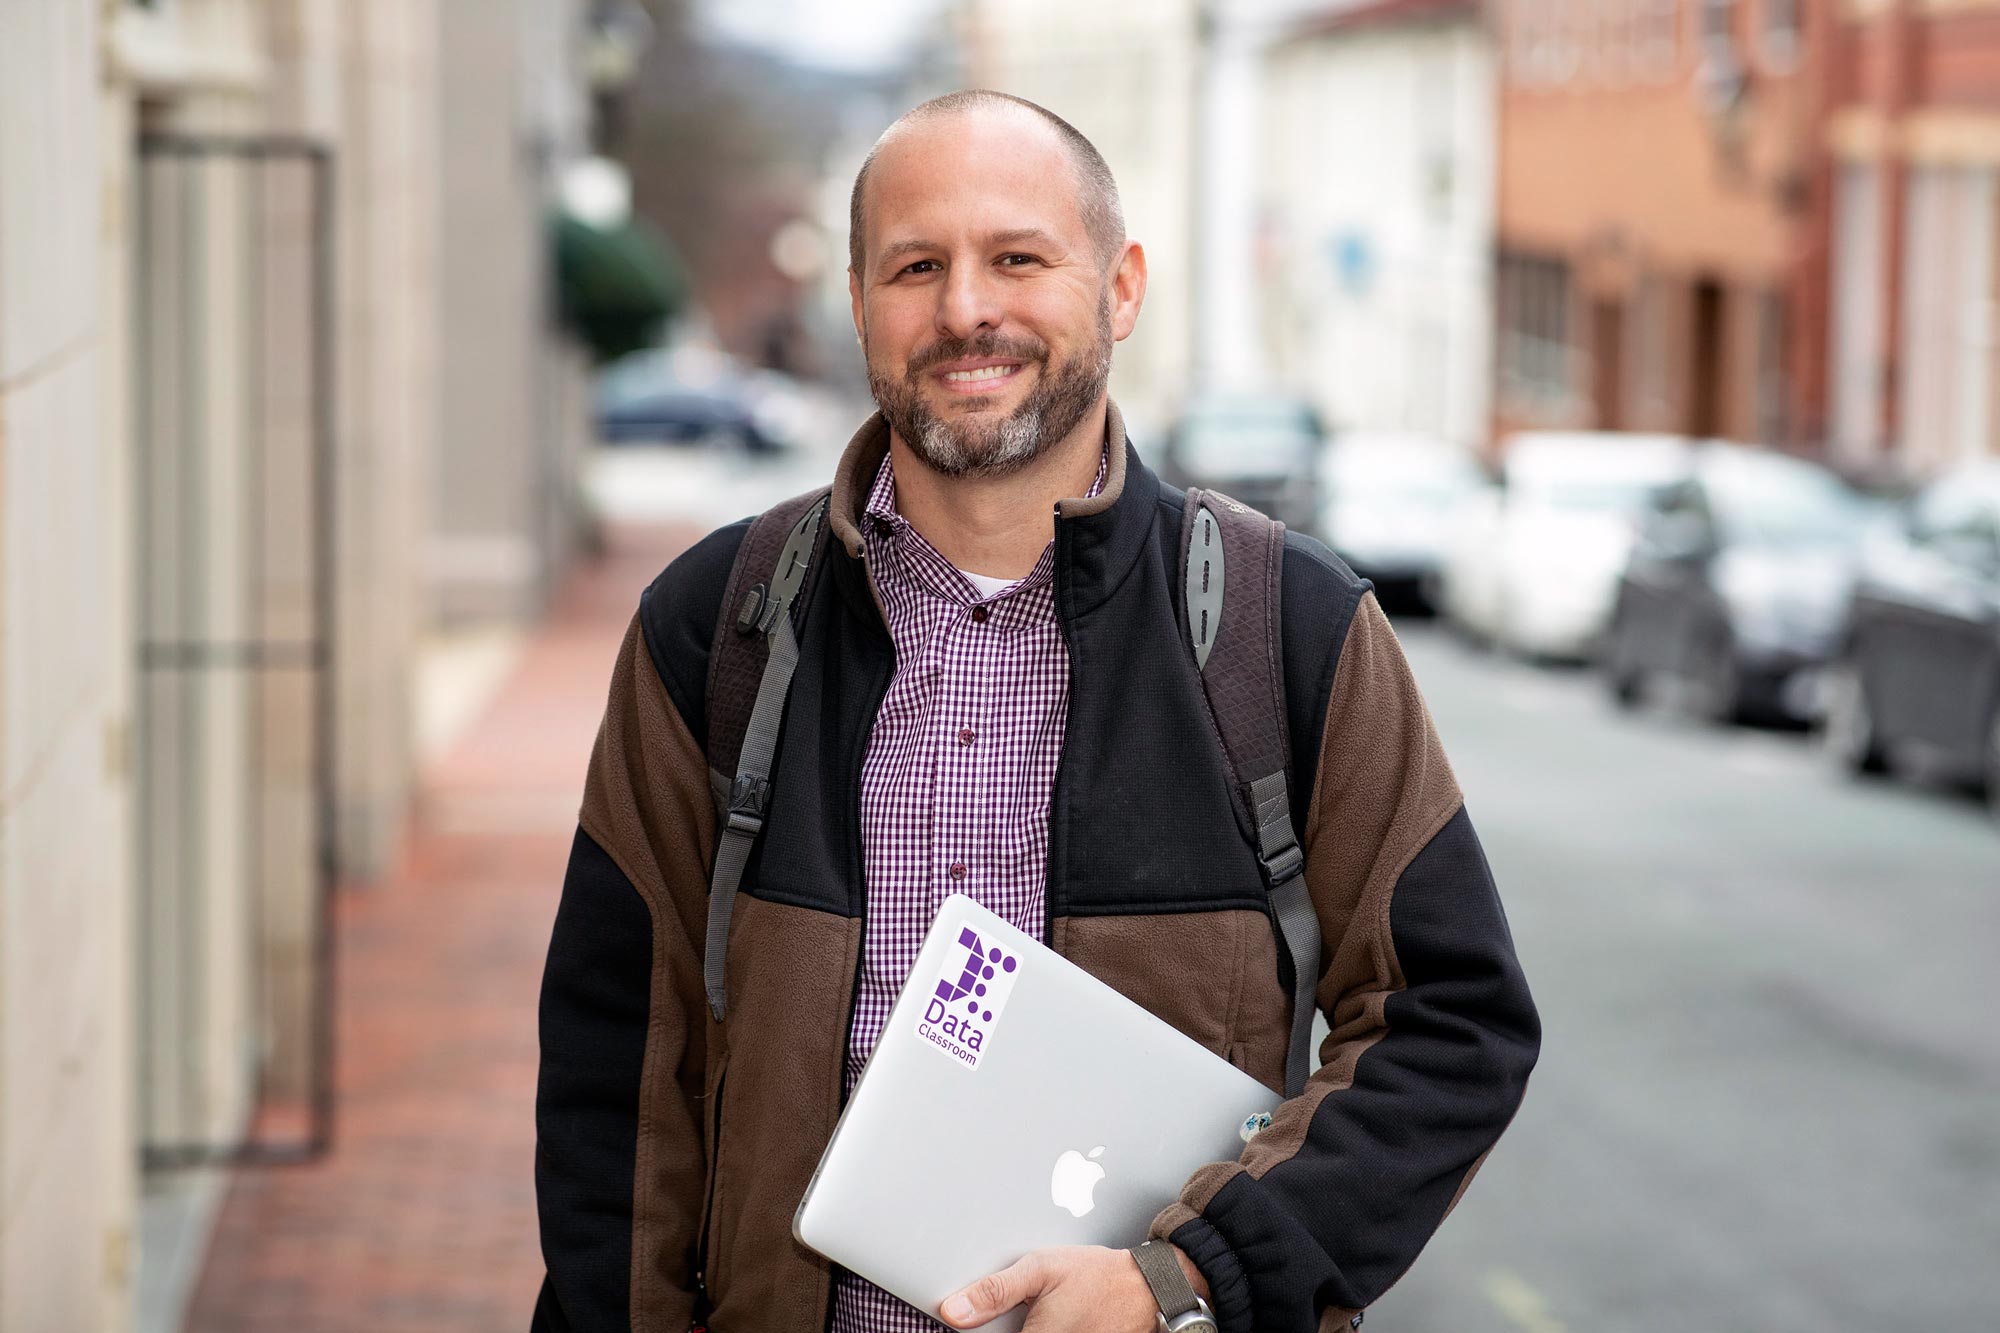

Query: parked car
[[1158, 392, 1326, 536], [1317, 431, 1486, 610], [1601, 444, 1870, 722], [1822, 462, 2000, 815], [1439, 432, 1692, 659], [594, 347, 784, 452]]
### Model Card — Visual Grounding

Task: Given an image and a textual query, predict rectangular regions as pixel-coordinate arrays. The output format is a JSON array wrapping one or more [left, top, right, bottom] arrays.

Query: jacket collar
[[826, 399, 1157, 620]]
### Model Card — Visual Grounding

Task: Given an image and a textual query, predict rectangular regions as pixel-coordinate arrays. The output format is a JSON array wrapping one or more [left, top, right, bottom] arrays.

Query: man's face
[[849, 108, 1143, 478]]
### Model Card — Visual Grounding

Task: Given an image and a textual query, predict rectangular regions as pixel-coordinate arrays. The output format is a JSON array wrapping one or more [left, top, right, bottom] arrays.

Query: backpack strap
[[701, 486, 833, 1021], [1180, 488, 1318, 1099]]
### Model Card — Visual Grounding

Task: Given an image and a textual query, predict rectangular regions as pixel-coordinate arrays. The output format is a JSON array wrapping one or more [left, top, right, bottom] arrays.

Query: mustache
[[905, 334, 1049, 376]]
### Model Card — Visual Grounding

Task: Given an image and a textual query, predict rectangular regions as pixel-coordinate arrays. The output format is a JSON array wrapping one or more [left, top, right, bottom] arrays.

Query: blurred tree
[[603, 0, 893, 367], [552, 210, 691, 364]]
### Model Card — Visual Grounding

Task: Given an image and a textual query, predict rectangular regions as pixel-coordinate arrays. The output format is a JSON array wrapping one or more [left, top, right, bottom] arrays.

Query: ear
[[849, 265, 865, 345], [1108, 240, 1147, 343]]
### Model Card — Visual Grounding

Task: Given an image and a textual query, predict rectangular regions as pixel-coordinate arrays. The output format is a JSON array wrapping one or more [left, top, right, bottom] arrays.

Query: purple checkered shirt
[[828, 441, 1108, 1333]]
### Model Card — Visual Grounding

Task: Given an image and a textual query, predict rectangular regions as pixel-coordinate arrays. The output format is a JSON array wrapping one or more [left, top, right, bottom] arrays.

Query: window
[[1499, 253, 1576, 404], [1701, 0, 1735, 55], [1596, 0, 1633, 84], [1756, 290, 1790, 446], [1635, 0, 1682, 80], [1760, 0, 1800, 71]]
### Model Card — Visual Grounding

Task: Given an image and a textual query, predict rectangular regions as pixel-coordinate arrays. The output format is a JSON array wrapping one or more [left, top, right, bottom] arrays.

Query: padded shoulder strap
[[1181, 488, 1318, 1098], [705, 485, 834, 783], [702, 485, 832, 1020]]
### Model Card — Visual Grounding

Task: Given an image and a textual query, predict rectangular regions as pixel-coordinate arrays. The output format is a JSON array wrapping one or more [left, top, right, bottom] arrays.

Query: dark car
[[1822, 462, 2000, 815], [596, 383, 781, 452], [594, 349, 782, 452], [1158, 392, 1326, 537], [1602, 444, 1869, 723]]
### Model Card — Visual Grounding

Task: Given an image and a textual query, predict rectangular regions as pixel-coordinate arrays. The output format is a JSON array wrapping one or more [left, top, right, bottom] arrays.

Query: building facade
[[0, 2, 591, 1327], [1493, 0, 1827, 451], [1259, 0, 1499, 449], [1825, 0, 2000, 472]]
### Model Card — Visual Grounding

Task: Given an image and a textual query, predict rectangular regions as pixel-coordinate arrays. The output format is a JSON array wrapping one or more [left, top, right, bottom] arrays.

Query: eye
[[998, 253, 1040, 267], [899, 259, 941, 276]]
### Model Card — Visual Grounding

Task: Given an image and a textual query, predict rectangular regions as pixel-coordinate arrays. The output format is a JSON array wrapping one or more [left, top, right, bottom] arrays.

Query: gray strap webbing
[[704, 496, 828, 1020], [1254, 771, 1316, 1098]]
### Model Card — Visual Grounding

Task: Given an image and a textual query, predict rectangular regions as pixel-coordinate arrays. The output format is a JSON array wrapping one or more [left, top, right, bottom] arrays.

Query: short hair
[[847, 90, 1126, 280]]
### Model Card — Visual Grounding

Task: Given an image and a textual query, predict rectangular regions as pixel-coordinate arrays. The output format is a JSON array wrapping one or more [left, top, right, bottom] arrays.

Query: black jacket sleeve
[[1152, 592, 1541, 1331]]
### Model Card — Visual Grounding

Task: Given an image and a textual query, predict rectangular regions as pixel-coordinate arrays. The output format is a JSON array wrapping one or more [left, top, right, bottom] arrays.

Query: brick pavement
[[183, 522, 701, 1333]]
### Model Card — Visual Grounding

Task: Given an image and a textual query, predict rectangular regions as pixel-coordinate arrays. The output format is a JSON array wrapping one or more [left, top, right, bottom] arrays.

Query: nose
[[935, 260, 1005, 343]]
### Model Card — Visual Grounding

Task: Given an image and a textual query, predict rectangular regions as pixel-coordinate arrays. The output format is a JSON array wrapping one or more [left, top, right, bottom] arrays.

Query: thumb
[[940, 1252, 1048, 1328]]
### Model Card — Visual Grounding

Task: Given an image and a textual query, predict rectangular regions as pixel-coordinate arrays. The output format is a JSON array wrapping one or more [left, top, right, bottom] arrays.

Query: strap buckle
[[1261, 842, 1305, 886], [725, 774, 769, 836]]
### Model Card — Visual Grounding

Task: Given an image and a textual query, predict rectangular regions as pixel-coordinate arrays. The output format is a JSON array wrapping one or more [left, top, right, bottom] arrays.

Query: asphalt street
[[1367, 619, 2000, 1332]]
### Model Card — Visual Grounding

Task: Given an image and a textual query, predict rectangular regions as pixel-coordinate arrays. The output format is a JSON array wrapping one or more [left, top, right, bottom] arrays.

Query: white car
[[1440, 432, 1693, 659], [1317, 431, 1486, 607]]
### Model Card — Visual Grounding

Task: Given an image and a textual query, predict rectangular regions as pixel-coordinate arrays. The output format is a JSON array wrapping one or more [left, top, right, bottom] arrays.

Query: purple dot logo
[[920, 919, 1022, 1072]]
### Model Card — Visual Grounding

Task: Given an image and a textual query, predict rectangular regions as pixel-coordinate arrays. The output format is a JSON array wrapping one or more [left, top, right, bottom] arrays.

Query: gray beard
[[866, 300, 1113, 481]]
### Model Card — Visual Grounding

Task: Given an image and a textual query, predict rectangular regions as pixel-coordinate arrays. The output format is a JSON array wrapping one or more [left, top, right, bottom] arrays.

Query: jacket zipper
[[823, 553, 896, 1333], [1045, 501, 1070, 949]]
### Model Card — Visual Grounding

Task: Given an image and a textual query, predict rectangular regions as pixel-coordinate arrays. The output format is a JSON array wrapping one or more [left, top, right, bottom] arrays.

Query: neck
[[887, 398, 1108, 579]]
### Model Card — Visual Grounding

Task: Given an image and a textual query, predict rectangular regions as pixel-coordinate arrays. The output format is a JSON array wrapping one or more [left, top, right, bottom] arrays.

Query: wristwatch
[[1129, 1240, 1218, 1333]]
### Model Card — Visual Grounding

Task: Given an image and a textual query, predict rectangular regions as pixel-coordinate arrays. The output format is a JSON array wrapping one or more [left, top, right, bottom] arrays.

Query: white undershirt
[[958, 569, 1015, 599]]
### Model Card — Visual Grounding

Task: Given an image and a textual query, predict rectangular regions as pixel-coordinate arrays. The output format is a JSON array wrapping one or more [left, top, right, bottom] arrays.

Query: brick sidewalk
[[183, 523, 700, 1333]]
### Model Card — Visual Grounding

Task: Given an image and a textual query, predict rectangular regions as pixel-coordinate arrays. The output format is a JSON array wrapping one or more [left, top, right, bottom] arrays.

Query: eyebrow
[[874, 228, 1066, 269]]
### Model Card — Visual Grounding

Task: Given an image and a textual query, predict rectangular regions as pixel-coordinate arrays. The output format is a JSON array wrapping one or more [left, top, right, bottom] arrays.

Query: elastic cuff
[[1167, 1216, 1253, 1333]]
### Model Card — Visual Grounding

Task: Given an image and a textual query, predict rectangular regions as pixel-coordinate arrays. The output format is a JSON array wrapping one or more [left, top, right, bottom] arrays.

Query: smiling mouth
[[935, 362, 1027, 394]]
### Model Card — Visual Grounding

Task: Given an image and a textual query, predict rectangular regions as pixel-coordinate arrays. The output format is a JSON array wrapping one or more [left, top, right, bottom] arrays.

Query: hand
[[938, 1243, 1211, 1332]]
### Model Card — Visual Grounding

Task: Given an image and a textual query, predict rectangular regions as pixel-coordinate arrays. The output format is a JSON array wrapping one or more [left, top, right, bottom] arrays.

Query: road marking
[[1482, 1268, 1567, 1333]]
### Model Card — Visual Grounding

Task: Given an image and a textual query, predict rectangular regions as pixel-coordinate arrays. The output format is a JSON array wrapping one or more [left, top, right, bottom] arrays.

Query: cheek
[[861, 301, 929, 366]]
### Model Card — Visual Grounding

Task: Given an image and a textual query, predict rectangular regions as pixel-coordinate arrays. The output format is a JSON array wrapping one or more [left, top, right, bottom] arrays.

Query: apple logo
[[1050, 1145, 1107, 1218]]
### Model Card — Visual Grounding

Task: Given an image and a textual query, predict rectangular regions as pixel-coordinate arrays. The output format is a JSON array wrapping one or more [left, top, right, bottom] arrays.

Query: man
[[533, 91, 1539, 1333]]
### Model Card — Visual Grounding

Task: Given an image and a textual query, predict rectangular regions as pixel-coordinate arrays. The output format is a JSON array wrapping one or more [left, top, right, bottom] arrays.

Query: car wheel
[[1603, 610, 1642, 708], [1983, 701, 2000, 822], [1690, 630, 1743, 725], [1821, 661, 1887, 776]]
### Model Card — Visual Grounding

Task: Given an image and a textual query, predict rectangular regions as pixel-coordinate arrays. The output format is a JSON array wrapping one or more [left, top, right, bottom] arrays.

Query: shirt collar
[[861, 436, 1108, 605]]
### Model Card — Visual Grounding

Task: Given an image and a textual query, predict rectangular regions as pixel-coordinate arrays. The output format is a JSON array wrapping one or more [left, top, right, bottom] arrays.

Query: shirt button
[[948, 862, 967, 882], [957, 727, 976, 746], [970, 604, 990, 623]]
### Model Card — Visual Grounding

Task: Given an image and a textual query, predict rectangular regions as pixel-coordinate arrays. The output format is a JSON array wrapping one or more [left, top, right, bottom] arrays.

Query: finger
[[940, 1251, 1049, 1328]]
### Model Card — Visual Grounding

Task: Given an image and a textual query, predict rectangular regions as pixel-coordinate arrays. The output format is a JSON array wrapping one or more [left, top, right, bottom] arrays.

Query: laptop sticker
[[915, 925, 1019, 1071]]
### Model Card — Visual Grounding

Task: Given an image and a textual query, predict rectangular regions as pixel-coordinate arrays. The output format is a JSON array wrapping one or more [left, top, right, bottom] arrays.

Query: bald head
[[848, 90, 1125, 280]]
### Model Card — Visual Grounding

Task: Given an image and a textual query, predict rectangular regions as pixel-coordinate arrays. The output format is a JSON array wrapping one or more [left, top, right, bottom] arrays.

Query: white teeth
[[943, 364, 1018, 383]]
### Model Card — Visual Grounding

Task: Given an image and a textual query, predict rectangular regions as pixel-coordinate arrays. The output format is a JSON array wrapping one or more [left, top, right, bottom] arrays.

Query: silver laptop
[[794, 894, 1276, 1330]]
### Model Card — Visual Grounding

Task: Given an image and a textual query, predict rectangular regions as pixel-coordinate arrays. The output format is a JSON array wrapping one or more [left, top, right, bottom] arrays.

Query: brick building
[[1824, 0, 2000, 472], [1492, 0, 1826, 451]]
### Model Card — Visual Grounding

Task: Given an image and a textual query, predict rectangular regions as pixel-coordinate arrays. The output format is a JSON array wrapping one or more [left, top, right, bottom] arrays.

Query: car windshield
[[1177, 411, 1317, 476], [1326, 447, 1480, 504], [1708, 459, 1866, 546], [1517, 473, 1672, 514]]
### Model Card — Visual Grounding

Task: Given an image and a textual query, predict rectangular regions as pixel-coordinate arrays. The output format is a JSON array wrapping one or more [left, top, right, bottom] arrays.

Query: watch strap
[[1130, 1240, 1201, 1321]]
